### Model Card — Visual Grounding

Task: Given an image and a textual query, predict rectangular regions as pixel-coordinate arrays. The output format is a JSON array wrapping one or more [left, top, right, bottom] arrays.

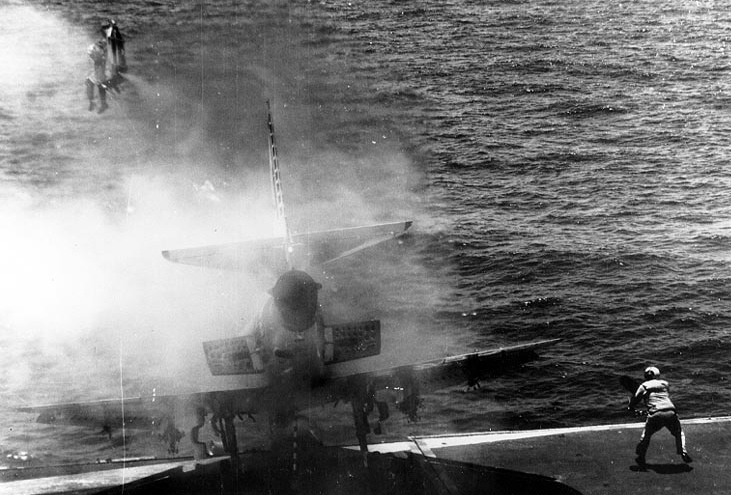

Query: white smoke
[[0, 0, 437, 407]]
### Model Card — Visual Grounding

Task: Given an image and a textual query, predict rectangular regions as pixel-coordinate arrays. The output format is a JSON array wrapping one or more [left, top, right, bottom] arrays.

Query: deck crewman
[[629, 366, 693, 467]]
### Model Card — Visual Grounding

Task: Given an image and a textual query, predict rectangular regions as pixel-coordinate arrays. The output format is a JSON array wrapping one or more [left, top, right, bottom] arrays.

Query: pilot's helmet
[[100, 21, 114, 35], [644, 366, 660, 380]]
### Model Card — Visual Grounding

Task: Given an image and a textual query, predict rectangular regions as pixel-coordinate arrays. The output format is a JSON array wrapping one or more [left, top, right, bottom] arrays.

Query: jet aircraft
[[18, 102, 559, 464]]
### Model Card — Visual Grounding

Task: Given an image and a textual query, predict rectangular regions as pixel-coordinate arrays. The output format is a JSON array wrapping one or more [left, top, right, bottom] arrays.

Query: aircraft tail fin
[[264, 101, 411, 268], [266, 101, 290, 254], [161, 102, 412, 272]]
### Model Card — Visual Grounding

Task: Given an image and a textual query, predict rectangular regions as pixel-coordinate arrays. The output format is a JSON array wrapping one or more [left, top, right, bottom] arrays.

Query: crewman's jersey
[[634, 379, 676, 414]]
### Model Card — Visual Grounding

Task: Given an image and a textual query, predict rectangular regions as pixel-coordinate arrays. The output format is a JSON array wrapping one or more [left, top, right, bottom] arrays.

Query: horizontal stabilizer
[[203, 336, 265, 375], [293, 221, 413, 266], [161, 221, 412, 271], [162, 237, 288, 272], [323, 320, 381, 364]]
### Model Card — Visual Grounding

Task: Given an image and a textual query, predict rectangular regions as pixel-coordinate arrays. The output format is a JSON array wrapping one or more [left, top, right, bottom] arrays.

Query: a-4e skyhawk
[[18, 102, 559, 464]]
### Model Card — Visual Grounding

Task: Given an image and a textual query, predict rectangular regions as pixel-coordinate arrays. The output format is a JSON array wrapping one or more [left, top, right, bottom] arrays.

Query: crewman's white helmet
[[644, 366, 660, 379]]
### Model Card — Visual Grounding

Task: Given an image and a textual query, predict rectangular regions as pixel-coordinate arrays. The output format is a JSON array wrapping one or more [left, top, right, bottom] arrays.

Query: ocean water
[[2, 0, 731, 467]]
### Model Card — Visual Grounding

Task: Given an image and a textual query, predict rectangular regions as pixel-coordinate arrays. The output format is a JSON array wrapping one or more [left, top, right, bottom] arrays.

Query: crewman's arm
[[628, 384, 646, 410]]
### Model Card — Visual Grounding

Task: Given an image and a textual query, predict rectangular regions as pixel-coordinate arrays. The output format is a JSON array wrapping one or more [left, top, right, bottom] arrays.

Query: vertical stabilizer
[[266, 100, 293, 267], [161, 102, 411, 272]]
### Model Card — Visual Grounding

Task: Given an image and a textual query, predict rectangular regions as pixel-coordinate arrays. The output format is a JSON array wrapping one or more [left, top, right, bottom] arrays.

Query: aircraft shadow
[[630, 463, 693, 474]]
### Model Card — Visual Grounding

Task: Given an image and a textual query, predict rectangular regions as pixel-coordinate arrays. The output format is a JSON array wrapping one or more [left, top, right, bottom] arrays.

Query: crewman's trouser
[[636, 409, 686, 458]]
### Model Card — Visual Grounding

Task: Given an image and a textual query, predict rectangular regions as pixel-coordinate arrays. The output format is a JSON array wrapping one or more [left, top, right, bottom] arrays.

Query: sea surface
[[2, 0, 731, 469]]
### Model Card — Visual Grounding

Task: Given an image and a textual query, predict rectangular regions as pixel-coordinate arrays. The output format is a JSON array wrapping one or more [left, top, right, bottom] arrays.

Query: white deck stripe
[[412, 437, 437, 458], [0, 461, 199, 494], [346, 416, 731, 454]]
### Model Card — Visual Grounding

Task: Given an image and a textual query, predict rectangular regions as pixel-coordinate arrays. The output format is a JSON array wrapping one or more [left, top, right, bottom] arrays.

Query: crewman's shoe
[[681, 453, 693, 463], [98, 102, 108, 114]]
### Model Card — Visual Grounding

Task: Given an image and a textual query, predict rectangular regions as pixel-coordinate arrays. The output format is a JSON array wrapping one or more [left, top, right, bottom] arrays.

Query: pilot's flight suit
[[86, 40, 108, 112]]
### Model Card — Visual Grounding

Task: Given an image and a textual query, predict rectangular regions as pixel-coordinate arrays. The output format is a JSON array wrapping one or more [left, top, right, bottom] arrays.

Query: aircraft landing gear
[[217, 415, 239, 463], [351, 393, 370, 454], [347, 377, 373, 468], [191, 408, 211, 460]]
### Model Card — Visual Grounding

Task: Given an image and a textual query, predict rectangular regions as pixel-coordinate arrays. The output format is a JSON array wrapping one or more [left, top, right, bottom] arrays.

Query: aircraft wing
[[333, 338, 561, 390], [15, 338, 558, 461], [14, 320, 385, 430], [323, 339, 560, 419], [16, 371, 271, 431], [16, 395, 179, 429]]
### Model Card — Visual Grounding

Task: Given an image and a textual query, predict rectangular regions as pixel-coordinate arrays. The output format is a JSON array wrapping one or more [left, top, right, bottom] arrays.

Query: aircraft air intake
[[269, 270, 322, 332]]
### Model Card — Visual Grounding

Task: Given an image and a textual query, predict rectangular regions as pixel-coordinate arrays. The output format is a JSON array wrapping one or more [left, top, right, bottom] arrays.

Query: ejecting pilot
[[85, 20, 126, 113], [85, 32, 109, 113]]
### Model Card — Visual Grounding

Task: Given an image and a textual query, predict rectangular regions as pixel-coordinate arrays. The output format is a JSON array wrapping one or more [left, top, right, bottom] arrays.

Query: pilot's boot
[[98, 86, 108, 114], [85, 79, 95, 111]]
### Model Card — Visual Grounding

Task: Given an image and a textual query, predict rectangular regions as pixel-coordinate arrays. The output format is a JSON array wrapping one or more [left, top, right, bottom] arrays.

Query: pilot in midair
[[85, 33, 108, 113]]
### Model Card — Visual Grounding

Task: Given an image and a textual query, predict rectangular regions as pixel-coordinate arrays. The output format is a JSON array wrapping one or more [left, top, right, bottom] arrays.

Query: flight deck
[[3, 416, 730, 494], [366, 416, 731, 495]]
